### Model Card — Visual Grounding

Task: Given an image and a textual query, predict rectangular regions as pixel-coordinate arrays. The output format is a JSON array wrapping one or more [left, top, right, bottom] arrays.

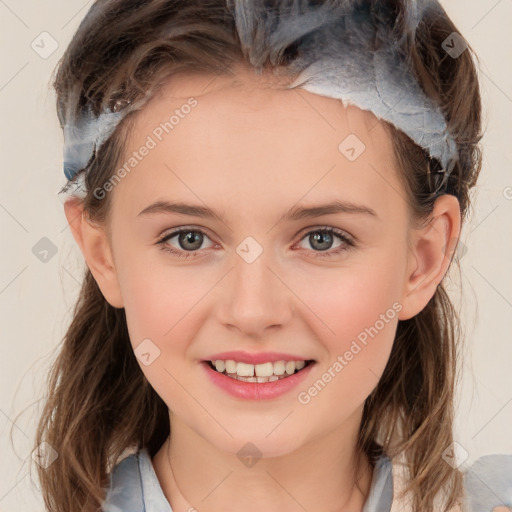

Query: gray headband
[[61, 0, 458, 195]]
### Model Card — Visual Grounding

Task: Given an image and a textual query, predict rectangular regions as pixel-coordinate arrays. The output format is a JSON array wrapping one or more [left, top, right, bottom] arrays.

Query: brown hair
[[30, 1, 482, 511]]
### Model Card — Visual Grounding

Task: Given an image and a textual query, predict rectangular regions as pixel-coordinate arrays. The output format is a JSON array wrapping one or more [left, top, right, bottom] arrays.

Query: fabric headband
[[61, 0, 458, 197]]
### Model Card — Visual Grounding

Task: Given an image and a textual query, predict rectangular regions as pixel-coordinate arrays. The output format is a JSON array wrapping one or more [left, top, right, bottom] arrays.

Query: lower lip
[[201, 361, 316, 400]]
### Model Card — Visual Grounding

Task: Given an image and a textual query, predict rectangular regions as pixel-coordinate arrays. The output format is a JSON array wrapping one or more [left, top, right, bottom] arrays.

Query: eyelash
[[156, 226, 355, 260]]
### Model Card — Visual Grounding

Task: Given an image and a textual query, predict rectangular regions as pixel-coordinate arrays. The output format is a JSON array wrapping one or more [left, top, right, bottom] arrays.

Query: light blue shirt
[[101, 448, 512, 511]]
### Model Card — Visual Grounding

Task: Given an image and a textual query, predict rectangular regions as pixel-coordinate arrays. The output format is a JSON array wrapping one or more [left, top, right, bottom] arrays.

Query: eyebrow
[[137, 199, 378, 223]]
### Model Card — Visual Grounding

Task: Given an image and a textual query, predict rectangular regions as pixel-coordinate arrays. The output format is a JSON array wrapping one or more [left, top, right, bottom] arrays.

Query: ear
[[64, 197, 124, 308], [398, 194, 461, 321]]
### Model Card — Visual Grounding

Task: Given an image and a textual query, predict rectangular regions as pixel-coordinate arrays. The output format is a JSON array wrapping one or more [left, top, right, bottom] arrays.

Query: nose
[[216, 246, 294, 338]]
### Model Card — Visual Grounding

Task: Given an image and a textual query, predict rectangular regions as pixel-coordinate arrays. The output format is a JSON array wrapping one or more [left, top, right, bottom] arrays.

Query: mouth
[[204, 359, 316, 383]]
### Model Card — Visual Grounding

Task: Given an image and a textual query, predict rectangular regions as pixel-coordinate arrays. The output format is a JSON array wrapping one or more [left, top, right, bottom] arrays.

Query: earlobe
[[64, 197, 124, 308], [398, 194, 461, 321]]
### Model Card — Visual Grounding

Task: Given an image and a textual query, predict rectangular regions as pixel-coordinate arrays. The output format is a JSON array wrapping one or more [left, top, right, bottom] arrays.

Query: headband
[[61, 0, 458, 197]]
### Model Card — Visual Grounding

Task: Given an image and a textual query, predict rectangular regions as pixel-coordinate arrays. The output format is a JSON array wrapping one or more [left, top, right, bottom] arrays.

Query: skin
[[65, 64, 461, 512]]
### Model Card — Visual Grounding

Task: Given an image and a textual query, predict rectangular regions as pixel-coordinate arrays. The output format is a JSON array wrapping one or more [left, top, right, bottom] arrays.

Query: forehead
[[112, 67, 403, 222]]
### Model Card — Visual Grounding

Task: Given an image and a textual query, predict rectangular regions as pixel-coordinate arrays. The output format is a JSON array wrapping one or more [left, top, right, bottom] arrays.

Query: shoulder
[[386, 451, 512, 512], [363, 454, 394, 512], [101, 450, 144, 512], [462, 453, 512, 512], [101, 447, 173, 512]]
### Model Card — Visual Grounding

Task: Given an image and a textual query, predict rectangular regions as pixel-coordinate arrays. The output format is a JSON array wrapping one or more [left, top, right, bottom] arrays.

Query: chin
[[208, 431, 304, 461]]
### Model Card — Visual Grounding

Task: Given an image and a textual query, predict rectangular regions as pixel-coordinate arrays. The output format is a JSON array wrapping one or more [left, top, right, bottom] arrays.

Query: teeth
[[255, 362, 274, 377], [236, 362, 254, 377], [272, 361, 285, 375], [224, 360, 236, 373], [212, 359, 309, 380], [285, 361, 296, 375]]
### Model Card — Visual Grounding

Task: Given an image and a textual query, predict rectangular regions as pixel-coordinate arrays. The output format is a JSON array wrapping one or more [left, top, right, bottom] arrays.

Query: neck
[[152, 409, 373, 512]]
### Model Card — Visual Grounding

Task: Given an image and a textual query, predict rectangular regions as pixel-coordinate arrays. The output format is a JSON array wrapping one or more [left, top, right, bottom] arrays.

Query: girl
[[34, 1, 512, 511]]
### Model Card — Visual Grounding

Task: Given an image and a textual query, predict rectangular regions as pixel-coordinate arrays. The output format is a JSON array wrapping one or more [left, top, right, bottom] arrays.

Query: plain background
[[1, 1, 511, 510]]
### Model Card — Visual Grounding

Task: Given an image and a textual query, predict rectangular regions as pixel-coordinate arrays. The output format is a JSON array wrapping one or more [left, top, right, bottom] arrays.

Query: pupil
[[311, 231, 332, 251], [180, 231, 202, 251]]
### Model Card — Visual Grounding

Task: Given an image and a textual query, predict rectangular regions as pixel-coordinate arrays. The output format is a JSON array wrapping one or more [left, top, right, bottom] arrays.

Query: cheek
[[119, 263, 203, 349], [293, 256, 403, 346], [117, 261, 207, 411], [290, 258, 404, 408], [115, 236, 404, 426]]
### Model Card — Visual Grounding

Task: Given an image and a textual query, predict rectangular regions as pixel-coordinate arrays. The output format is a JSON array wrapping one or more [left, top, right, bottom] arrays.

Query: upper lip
[[203, 351, 314, 365]]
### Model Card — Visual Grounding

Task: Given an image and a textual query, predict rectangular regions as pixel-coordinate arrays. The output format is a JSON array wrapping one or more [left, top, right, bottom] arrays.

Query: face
[[100, 66, 414, 457]]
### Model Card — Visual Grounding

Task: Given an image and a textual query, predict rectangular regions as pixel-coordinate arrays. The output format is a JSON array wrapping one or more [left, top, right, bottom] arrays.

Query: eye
[[157, 228, 216, 259], [156, 226, 355, 260], [295, 227, 355, 258]]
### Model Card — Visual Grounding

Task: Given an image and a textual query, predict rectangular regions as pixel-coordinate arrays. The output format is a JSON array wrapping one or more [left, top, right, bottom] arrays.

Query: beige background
[[1, 1, 511, 510]]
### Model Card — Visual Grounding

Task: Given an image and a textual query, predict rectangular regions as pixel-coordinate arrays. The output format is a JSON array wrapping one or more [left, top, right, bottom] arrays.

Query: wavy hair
[[28, 1, 482, 511]]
